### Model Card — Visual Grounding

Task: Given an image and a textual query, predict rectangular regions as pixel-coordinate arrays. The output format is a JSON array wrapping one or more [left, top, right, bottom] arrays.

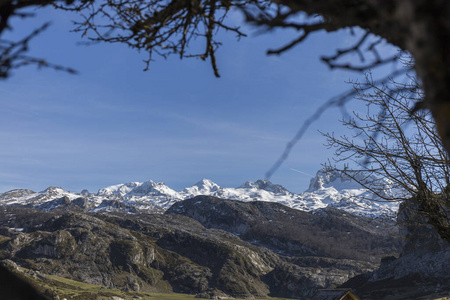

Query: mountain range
[[0, 169, 448, 299], [0, 169, 399, 218]]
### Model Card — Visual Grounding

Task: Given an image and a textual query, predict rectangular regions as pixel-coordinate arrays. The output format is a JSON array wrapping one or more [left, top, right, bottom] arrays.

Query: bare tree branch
[[323, 72, 449, 242], [265, 66, 412, 180]]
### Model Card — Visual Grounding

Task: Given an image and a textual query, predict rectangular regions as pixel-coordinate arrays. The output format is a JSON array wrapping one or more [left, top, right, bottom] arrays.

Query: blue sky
[[0, 6, 385, 194]]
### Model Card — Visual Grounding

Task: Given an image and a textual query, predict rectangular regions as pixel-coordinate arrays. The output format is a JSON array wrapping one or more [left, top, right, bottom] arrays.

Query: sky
[[0, 5, 392, 194]]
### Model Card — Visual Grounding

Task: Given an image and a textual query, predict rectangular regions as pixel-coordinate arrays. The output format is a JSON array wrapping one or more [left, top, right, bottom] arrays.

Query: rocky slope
[[166, 195, 401, 262], [0, 197, 398, 299]]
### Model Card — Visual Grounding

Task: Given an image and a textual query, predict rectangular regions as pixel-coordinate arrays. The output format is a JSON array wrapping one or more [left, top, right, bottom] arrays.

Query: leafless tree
[[323, 72, 450, 242], [1, 0, 450, 184], [60, 0, 450, 159], [242, 0, 450, 158]]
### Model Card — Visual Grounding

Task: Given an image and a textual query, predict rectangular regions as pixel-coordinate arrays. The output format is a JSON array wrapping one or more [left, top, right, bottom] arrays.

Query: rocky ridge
[[0, 196, 398, 299], [0, 194, 446, 299], [166, 196, 400, 262]]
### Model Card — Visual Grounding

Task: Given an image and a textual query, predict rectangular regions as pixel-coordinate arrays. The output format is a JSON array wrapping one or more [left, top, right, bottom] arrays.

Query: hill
[[0, 197, 398, 299]]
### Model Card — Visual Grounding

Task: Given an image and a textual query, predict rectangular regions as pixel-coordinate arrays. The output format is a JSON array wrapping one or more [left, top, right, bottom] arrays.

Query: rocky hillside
[[0, 197, 399, 299], [166, 196, 401, 262]]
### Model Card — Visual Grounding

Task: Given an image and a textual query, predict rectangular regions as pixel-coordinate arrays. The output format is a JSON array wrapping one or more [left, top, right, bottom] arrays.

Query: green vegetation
[[0, 235, 11, 243], [44, 274, 293, 299], [15, 266, 292, 300]]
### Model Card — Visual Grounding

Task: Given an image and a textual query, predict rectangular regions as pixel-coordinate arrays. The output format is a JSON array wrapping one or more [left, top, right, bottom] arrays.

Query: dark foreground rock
[[0, 261, 48, 300]]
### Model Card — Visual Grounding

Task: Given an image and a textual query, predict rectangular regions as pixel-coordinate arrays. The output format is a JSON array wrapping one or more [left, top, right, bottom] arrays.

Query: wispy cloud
[[289, 168, 313, 177], [166, 112, 289, 142]]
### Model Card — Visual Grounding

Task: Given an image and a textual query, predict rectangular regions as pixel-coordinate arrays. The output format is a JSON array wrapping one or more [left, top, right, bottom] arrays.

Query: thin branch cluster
[[56, 0, 248, 77], [242, 1, 402, 74], [1, 0, 409, 79], [0, 0, 77, 77], [323, 73, 449, 241]]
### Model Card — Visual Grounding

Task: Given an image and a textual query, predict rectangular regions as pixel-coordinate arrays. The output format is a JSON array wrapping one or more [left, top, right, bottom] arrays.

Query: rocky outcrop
[[341, 199, 450, 299]]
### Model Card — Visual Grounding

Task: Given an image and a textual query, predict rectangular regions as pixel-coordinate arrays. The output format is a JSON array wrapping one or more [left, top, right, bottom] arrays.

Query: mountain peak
[[97, 180, 178, 198], [194, 179, 220, 189], [240, 180, 291, 194], [41, 186, 69, 195], [0, 189, 35, 200], [180, 179, 221, 197], [306, 168, 360, 192]]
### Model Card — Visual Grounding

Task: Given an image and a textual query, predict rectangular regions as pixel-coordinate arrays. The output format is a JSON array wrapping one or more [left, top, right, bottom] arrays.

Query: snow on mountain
[[97, 180, 182, 209], [0, 169, 400, 218], [180, 179, 221, 198], [0, 189, 35, 202], [239, 180, 292, 194], [0, 187, 81, 207], [300, 169, 399, 218], [98, 180, 180, 198], [203, 180, 300, 209]]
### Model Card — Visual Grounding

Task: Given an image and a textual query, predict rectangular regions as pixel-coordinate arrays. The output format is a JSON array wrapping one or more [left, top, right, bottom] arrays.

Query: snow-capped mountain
[[97, 180, 181, 209], [195, 179, 304, 209], [0, 169, 399, 218], [98, 180, 180, 198], [0, 187, 81, 207], [300, 169, 399, 218], [180, 179, 221, 198]]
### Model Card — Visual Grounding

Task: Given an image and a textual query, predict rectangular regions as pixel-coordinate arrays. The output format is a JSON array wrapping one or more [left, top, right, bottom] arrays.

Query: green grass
[[0, 235, 11, 244], [22, 271, 293, 300], [46, 274, 293, 299]]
